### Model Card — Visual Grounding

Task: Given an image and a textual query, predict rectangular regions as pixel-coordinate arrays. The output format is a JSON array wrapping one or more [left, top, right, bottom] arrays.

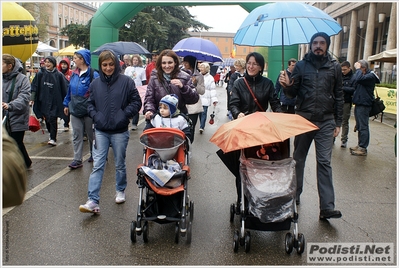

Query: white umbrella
[[36, 41, 58, 53]]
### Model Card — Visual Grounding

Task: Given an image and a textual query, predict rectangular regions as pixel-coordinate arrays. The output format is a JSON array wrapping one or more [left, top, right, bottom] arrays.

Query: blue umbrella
[[233, 2, 342, 69], [172, 37, 223, 63]]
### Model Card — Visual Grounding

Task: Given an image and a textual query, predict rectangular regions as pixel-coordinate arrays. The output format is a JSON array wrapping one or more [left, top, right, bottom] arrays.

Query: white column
[[383, 2, 397, 83], [347, 10, 358, 65], [363, 3, 376, 61], [333, 17, 342, 60]]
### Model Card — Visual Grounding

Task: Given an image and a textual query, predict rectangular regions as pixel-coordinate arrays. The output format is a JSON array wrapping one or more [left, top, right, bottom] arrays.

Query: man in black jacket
[[279, 32, 343, 220], [340, 61, 356, 148]]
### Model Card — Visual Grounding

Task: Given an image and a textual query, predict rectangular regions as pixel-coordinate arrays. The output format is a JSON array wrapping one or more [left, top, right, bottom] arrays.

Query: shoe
[[79, 200, 100, 214], [83, 135, 88, 141], [115, 191, 126, 204], [68, 160, 83, 169], [199, 128, 204, 134], [131, 125, 138, 131], [88, 155, 93, 163], [351, 147, 367, 156], [340, 142, 347, 148], [64, 127, 69, 132], [48, 139, 57, 146], [354, 126, 357, 132], [349, 145, 359, 152], [319, 209, 342, 220]]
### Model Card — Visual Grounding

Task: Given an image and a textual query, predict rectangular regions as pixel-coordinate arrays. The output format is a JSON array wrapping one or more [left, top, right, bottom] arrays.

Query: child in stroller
[[131, 94, 193, 244]]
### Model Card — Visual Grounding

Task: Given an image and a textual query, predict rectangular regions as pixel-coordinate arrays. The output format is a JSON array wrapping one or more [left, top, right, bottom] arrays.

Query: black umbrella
[[92, 41, 150, 56]]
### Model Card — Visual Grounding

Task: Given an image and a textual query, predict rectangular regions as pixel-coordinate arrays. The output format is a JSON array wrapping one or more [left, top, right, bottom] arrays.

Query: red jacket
[[57, 57, 73, 82]]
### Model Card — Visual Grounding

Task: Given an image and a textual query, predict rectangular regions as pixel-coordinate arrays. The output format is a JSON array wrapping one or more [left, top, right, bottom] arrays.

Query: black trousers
[[10, 131, 32, 168]]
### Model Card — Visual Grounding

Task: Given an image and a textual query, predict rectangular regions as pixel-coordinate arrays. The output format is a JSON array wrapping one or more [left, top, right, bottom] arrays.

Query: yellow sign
[[375, 87, 397, 115], [2, 2, 38, 62]]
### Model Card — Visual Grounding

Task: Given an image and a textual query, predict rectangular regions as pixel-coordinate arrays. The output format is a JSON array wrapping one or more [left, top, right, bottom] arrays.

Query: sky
[[186, 5, 249, 33]]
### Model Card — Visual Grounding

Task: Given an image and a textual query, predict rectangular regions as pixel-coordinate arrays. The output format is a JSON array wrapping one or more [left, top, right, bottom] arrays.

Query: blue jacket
[[352, 69, 380, 106], [88, 50, 142, 133], [63, 68, 99, 107]]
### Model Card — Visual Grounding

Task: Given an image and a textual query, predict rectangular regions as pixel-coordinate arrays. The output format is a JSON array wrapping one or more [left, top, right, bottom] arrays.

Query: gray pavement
[[2, 84, 397, 266]]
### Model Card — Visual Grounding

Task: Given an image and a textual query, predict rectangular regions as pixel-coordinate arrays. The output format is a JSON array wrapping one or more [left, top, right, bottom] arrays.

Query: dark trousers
[[188, 113, 200, 143], [132, 113, 139, 125], [354, 105, 372, 149], [45, 116, 58, 141], [293, 119, 336, 210], [10, 131, 32, 168]]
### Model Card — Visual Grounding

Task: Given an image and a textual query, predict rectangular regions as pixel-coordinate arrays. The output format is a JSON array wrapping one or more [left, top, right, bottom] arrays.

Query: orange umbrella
[[210, 112, 319, 153]]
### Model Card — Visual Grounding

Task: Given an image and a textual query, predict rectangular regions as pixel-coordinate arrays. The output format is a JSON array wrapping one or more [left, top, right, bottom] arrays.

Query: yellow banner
[[375, 87, 397, 115]]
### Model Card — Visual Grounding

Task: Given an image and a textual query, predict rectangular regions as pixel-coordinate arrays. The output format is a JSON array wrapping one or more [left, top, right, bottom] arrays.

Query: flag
[[231, 45, 236, 58]]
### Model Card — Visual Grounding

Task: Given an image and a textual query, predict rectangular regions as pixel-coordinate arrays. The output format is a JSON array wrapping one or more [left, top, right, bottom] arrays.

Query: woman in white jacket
[[198, 62, 218, 134]]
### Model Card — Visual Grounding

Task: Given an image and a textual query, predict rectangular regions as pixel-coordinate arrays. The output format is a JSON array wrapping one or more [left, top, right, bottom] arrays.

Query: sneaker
[[48, 139, 57, 146], [68, 160, 83, 169], [88, 155, 93, 163], [131, 124, 138, 131], [199, 128, 204, 134], [79, 200, 100, 214], [115, 191, 126, 204], [64, 127, 69, 132], [349, 145, 359, 152], [351, 147, 367, 156], [319, 209, 342, 220], [83, 135, 88, 141], [340, 142, 347, 148]]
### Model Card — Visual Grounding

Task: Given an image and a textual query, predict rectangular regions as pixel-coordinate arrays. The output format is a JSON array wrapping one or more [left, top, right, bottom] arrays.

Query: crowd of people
[[3, 31, 382, 219]]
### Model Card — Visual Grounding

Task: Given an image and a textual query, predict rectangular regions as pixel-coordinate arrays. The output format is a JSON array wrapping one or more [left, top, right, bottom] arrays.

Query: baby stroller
[[131, 128, 194, 244], [229, 139, 305, 254]]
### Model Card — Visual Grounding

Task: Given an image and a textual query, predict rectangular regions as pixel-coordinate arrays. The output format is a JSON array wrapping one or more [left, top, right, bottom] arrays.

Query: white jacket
[[200, 72, 218, 107]]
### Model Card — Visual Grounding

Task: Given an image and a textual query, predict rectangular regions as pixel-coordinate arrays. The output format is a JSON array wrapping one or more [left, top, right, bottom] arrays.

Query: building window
[[59, 17, 62, 27]]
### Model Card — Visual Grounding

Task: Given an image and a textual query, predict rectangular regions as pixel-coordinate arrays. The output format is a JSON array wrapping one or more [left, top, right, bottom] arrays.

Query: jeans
[[293, 119, 336, 210], [354, 105, 371, 149], [87, 129, 130, 204], [71, 115, 93, 161], [199, 106, 209, 129], [341, 102, 352, 143]]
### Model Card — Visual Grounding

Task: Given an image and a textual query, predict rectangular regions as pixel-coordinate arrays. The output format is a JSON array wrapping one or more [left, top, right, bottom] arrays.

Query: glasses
[[246, 62, 260, 67]]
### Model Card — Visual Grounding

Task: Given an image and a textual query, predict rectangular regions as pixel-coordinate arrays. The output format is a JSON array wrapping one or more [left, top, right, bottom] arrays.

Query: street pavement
[[2, 84, 397, 266]]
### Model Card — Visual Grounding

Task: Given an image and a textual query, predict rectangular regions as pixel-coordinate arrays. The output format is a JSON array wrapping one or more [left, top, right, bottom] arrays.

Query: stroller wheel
[[285, 232, 294, 254], [230, 203, 235, 222], [143, 221, 149, 243], [244, 231, 251, 253], [296, 233, 305, 254], [174, 223, 180, 244], [186, 220, 192, 244], [233, 230, 239, 253], [189, 201, 194, 222], [130, 221, 137, 243]]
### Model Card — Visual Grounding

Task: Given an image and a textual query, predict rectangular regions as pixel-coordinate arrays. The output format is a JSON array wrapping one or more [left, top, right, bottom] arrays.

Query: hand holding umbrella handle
[[279, 70, 293, 88]]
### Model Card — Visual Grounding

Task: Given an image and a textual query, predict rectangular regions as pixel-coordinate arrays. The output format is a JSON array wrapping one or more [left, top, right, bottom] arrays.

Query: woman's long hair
[[156, 49, 181, 82]]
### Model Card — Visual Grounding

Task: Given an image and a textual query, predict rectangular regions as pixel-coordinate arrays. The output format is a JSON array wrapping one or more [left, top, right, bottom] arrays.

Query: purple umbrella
[[92, 41, 150, 56], [172, 37, 223, 63]]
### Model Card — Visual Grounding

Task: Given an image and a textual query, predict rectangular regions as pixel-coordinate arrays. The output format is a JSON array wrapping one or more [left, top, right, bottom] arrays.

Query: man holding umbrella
[[279, 32, 343, 220]]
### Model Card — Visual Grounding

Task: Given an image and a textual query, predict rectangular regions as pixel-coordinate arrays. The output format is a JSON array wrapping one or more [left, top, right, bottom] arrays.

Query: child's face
[[159, 103, 170, 117]]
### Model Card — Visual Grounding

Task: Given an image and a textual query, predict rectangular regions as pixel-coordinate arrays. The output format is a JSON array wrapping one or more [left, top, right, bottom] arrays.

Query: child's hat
[[160, 94, 179, 116]]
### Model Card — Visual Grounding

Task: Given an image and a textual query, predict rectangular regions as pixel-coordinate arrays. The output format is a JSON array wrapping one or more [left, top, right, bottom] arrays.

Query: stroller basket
[[140, 128, 185, 162]]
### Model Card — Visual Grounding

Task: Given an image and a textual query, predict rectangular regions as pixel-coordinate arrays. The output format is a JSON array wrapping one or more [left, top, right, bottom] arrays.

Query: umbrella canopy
[[172, 37, 223, 63], [210, 112, 319, 153], [36, 41, 58, 53], [233, 2, 342, 70], [213, 58, 236, 67], [53, 44, 85, 56], [92, 41, 150, 56], [368, 48, 397, 63]]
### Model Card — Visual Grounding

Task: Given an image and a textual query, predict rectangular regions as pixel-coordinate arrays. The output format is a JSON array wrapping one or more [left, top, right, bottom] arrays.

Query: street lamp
[[359, 20, 365, 29], [343, 25, 348, 33], [378, 13, 386, 23]]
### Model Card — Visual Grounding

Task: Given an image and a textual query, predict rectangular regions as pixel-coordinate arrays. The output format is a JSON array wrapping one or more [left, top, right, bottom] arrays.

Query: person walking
[[63, 49, 99, 169], [58, 57, 73, 132], [31, 56, 68, 146], [181, 55, 205, 141], [227, 59, 246, 119], [275, 58, 297, 114], [2, 54, 32, 169], [145, 50, 159, 83], [224, 65, 235, 117], [279, 32, 344, 220], [350, 60, 381, 156], [340, 61, 356, 148], [79, 49, 142, 214], [219, 52, 282, 208], [143, 49, 199, 122], [124, 54, 147, 131], [198, 62, 218, 134]]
